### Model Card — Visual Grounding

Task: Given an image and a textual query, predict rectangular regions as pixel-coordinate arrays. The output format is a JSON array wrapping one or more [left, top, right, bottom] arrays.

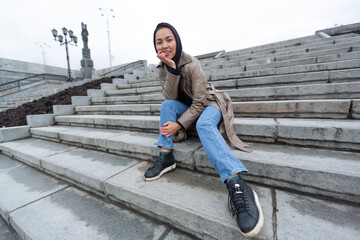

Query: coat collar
[[157, 51, 193, 69]]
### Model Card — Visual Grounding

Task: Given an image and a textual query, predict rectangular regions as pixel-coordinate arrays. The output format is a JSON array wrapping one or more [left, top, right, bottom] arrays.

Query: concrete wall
[[0, 58, 82, 84]]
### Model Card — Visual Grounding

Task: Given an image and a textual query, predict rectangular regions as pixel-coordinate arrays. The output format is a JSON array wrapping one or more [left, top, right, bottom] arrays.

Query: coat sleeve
[[177, 60, 207, 129], [159, 66, 181, 100]]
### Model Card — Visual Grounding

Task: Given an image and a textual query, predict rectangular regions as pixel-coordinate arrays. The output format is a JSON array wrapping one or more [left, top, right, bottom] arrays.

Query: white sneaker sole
[[241, 190, 265, 238], [144, 163, 176, 182]]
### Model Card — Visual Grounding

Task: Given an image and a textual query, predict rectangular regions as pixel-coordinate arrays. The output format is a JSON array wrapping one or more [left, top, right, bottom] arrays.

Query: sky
[[0, 0, 359, 71]]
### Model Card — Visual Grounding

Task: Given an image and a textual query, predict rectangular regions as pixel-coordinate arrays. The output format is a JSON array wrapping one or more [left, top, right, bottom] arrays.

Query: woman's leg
[[197, 106, 263, 237], [157, 99, 189, 149], [144, 99, 189, 181], [196, 105, 248, 183]]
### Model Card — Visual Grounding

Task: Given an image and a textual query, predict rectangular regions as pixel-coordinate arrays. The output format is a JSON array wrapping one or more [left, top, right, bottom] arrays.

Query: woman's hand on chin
[[157, 51, 176, 69]]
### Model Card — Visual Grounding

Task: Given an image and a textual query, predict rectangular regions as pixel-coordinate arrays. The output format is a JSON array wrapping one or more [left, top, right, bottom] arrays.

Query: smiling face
[[155, 27, 177, 59]]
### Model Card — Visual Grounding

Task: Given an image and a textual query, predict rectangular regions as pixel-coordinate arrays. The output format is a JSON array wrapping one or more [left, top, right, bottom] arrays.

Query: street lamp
[[51, 27, 78, 81], [35, 42, 50, 65], [99, 8, 115, 68]]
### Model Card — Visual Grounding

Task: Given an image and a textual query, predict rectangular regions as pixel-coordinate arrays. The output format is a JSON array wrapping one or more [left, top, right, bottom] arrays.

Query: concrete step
[[3, 138, 359, 239], [211, 68, 360, 89], [91, 82, 360, 105], [53, 114, 360, 151], [209, 59, 360, 81], [75, 99, 353, 119], [0, 154, 191, 240], [226, 82, 360, 101], [245, 51, 360, 72], [201, 39, 360, 72], [221, 37, 360, 62], [202, 47, 360, 72], [211, 33, 355, 59], [96, 67, 360, 94], [106, 86, 162, 96], [26, 126, 360, 204], [114, 79, 161, 90]]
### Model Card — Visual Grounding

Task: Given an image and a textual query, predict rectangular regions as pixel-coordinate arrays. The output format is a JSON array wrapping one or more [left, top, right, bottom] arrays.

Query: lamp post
[[99, 8, 115, 68], [51, 27, 78, 81], [35, 42, 50, 65]]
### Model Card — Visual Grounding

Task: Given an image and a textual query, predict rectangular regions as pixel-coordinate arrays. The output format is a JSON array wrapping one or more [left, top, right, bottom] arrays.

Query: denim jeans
[[157, 99, 248, 182]]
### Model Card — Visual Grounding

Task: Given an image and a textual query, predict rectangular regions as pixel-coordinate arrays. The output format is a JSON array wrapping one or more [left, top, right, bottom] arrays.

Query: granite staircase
[[0, 27, 360, 240]]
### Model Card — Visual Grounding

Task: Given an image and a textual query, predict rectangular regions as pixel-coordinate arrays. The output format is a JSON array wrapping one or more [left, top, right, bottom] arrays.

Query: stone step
[[221, 37, 360, 62], [0, 154, 191, 240], [226, 82, 360, 101], [201, 44, 356, 68], [104, 67, 360, 93], [53, 114, 360, 151], [207, 34, 351, 60], [202, 47, 360, 72], [210, 59, 360, 81], [75, 99, 353, 119], [114, 79, 161, 90], [91, 82, 360, 105], [106, 86, 162, 97], [212, 68, 360, 89], [26, 126, 360, 204], [241, 51, 360, 72], [3, 138, 359, 239]]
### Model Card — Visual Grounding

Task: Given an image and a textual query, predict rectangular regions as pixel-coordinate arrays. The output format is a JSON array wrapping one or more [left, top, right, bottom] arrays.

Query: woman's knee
[[161, 99, 177, 110], [196, 118, 214, 134]]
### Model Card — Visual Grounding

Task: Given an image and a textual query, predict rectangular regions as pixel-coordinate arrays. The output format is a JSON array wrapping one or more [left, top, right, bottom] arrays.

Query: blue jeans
[[157, 99, 248, 182]]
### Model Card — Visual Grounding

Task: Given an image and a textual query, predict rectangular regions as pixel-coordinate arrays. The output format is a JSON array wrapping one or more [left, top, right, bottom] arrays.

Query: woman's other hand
[[157, 50, 176, 69], [159, 121, 181, 137]]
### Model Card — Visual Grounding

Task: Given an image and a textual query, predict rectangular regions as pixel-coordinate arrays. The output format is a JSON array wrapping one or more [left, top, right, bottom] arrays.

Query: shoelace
[[228, 183, 247, 216]]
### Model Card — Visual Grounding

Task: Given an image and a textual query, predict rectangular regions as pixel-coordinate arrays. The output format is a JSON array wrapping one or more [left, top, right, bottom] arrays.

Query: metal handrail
[[0, 73, 69, 93], [100, 60, 146, 77]]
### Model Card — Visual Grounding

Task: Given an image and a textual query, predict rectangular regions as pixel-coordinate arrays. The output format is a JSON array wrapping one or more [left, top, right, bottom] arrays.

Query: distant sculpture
[[80, 22, 94, 79], [81, 23, 89, 49]]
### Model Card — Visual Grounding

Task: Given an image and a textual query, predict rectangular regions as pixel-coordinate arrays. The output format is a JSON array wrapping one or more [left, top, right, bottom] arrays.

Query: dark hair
[[153, 22, 183, 67]]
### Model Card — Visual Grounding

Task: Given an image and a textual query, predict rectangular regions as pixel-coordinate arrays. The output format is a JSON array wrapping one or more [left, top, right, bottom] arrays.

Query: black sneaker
[[226, 176, 264, 238], [144, 151, 176, 181]]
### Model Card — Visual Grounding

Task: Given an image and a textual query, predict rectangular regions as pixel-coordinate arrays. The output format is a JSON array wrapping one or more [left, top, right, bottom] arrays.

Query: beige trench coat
[[157, 52, 251, 153]]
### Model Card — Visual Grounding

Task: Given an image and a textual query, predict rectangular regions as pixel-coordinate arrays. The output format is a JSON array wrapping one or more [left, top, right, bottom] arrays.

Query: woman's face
[[155, 27, 177, 59]]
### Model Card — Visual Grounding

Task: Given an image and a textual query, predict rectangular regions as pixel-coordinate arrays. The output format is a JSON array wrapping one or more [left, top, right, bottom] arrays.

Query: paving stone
[[0, 138, 77, 168], [105, 162, 274, 240], [276, 190, 360, 240], [9, 187, 168, 240], [41, 148, 139, 192], [0, 164, 67, 222]]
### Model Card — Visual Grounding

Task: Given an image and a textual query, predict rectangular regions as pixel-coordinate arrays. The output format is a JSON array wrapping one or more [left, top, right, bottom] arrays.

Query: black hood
[[153, 22, 183, 67]]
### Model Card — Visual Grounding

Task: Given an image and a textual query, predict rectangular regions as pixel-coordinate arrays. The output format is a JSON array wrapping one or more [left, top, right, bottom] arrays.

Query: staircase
[[0, 25, 360, 240]]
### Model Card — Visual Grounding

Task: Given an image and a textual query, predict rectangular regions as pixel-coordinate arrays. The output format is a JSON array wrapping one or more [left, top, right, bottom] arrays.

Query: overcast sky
[[1, 0, 359, 71]]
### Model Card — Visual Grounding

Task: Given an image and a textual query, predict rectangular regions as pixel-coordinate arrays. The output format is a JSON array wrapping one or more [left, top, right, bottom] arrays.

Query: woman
[[144, 22, 264, 238]]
